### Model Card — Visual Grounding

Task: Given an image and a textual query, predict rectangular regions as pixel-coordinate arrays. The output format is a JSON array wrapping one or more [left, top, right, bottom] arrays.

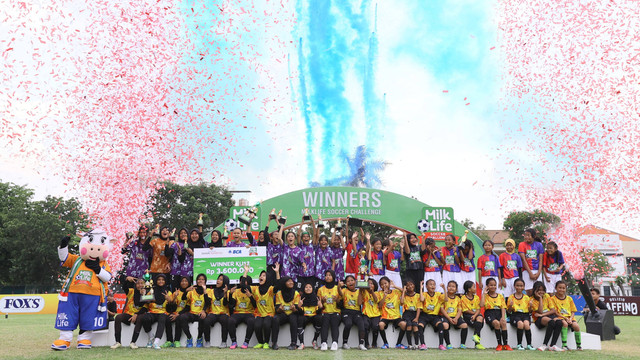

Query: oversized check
[[193, 246, 266, 285]]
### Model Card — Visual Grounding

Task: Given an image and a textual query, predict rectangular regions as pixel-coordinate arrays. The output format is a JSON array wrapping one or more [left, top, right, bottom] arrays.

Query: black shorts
[[380, 318, 403, 329], [462, 313, 480, 326], [419, 314, 442, 331], [509, 312, 531, 326], [402, 310, 419, 324], [534, 314, 556, 329], [484, 309, 502, 329], [447, 316, 466, 328]]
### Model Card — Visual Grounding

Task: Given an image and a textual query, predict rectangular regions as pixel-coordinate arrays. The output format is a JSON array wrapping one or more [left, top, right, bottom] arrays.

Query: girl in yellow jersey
[[340, 275, 367, 350], [483, 278, 512, 351], [530, 281, 561, 351], [361, 278, 382, 348], [202, 274, 231, 348], [111, 278, 145, 349], [317, 270, 341, 351], [441, 280, 468, 350], [177, 273, 208, 348], [250, 264, 280, 349], [297, 282, 323, 349], [162, 276, 191, 348], [141, 273, 171, 349], [460, 280, 485, 349], [377, 276, 403, 349], [273, 276, 301, 350], [419, 279, 445, 350], [552, 281, 581, 351], [228, 274, 257, 349], [401, 279, 422, 349], [507, 278, 534, 350]]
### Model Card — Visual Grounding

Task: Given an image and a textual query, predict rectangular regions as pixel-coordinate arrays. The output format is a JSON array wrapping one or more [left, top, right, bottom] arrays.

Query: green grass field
[[0, 315, 639, 359]]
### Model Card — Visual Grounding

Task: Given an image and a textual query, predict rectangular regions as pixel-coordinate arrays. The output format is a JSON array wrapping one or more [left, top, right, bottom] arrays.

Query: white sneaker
[[551, 345, 565, 352], [359, 344, 367, 351], [331, 342, 338, 351], [342, 343, 350, 350], [321, 342, 328, 351], [110, 342, 121, 349], [537, 345, 547, 351], [130, 342, 139, 349], [219, 342, 227, 349], [204, 341, 210, 348]]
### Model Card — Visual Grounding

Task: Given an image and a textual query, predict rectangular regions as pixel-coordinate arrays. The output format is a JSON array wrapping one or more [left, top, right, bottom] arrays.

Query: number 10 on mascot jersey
[[51, 229, 115, 351]]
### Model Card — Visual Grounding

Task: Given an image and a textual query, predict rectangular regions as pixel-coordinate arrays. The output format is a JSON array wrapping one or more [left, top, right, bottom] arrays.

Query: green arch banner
[[212, 186, 483, 250]]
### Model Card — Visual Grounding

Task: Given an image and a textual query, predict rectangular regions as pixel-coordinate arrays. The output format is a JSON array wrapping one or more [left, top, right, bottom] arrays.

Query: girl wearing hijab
[[227, 274, 257, 349], [168, 228, 189, 290], [162, 276, 192, 347], [499, 239, 523, 298], [208, 229, 224, 248], [272, 276, 301, 350], [201, 274, 231, 348], [140, 273, 170, 349], [297, 282, 323, 349], [177, 273, 208, 347], [317, 270, 342, 351], [249, 263, 280, 349]]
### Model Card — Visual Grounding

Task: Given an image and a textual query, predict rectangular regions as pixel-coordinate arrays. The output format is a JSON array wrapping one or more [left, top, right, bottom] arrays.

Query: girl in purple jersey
[[330, 222, 346, 281], [314, 234, 333, 287], [297, 213, 317, 290], [281, 230, 307, 282]]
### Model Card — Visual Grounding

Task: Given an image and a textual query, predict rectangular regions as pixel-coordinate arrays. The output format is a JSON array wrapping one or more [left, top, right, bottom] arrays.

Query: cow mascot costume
[[52, 229, 114, 350]]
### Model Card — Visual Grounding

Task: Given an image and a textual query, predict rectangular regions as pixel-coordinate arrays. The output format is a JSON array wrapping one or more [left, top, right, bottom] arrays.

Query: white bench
[[92, 318, 600, 350]]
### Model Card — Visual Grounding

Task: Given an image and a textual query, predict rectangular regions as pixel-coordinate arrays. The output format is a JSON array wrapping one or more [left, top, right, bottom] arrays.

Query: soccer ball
[[417, 219, 430, 233], [225, 219, 238, 231]]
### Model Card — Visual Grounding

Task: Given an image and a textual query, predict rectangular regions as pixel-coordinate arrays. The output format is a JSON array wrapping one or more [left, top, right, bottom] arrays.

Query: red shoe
[[496, 345, 503, 351], [504, 345, 513, 351]]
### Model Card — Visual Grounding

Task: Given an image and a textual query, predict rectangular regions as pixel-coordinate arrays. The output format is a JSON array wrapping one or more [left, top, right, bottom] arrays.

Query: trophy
[[335, 219, 343, 231], [303, 208, 311, 221], [317, 214, 324, 228], [269, 208, 277, 220], [141, 272, 154, 302], [125, 231, 134, 240], [197, 213, 204, 226], [277, 210, 287, 225], [238, 206, 258, 225], [222, 226, 229, 239], [356, 250, 369, 288], [347, 215, 363, 227]]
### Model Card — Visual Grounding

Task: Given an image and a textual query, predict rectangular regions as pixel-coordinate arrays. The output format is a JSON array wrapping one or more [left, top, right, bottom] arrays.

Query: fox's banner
[[193, 247, 266, 285]]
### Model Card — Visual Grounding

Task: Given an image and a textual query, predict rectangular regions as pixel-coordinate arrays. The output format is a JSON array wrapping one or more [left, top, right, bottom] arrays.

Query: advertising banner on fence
[[193, 247, 266, 285], [0, 294, 59, 314], [602, 296, 640, 315]]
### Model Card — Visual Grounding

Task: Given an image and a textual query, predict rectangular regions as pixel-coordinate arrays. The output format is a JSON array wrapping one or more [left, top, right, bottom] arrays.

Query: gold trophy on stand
[[141, 271, 154, 302], [303, 208, 311, 221], [197, 213, 204, 226], [269, 208, 277, 220], [277, 210, 287, 225], [317, 214, 324, 228], [356, 250, 369, 288], [239, 206, 258, 226], [335, 219, 343, 231]]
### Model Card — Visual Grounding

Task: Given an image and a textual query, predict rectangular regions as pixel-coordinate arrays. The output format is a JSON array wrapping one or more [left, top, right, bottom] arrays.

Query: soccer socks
[[379, 328, 389, 344], [396, 329, 405, 345], [551, 321, 563, 346], [443, 329, 451, 346], [437, 323, 445, 345], [407, 332, 413, 346], [517, 328, 523, 345], [494, 329, 502, 345], [501, 330, 508, 345], [543, 321, 554, 345], [473, 321, 483, 336], [418, 326, 425, 345], [561, 327, 568, 347], [575, 330, 582, 347], [525, 329, 531, 345], [414, 331, 420, 345], [461, 328, 468, 344]]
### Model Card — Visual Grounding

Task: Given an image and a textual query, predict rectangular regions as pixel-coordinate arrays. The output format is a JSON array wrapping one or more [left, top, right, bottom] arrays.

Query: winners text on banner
[[193, 247, 266, 285]]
